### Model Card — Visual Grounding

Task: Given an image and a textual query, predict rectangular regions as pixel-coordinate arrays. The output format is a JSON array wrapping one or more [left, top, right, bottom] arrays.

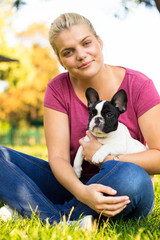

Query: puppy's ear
[[85, 88, 99, 109], [111, 89, 127, 114]]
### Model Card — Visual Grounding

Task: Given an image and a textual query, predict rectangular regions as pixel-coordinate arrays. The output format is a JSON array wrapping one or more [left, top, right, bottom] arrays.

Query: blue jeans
[[0, 146, 154, 224]]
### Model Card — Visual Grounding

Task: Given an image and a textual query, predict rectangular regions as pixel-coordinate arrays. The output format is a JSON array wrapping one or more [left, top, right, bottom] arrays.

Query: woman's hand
[[79, 131, 102, 164], [77, 184, 130, 217]]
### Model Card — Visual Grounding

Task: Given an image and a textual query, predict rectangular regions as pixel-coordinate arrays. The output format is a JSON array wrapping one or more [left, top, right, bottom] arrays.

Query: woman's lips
[[78, 61, 93, 69]]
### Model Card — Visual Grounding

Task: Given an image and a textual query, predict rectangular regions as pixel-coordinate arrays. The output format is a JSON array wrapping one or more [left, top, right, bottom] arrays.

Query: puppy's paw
[[73, 166, 82, 178], [92, 151, 106, 164]]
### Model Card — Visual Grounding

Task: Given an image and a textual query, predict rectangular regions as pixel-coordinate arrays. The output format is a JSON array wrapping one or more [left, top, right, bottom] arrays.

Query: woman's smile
[[77, 60, 94, 69]]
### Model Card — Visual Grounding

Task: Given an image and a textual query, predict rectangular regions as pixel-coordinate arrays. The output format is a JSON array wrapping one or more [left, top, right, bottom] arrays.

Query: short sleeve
[[43, 76, 68, 114], [135, 79, 160, 118]]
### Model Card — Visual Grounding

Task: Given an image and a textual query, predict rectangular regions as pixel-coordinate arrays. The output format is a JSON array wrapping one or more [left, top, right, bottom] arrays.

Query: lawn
[[0, 145, 160, 240]]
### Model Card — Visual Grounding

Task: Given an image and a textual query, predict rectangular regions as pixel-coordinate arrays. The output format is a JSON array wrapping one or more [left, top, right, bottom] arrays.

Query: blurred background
[[0, 0, 160, 146]]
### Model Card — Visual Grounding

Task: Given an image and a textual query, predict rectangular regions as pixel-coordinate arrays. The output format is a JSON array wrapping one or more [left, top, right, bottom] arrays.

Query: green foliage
[[0, 124, 46, 145]]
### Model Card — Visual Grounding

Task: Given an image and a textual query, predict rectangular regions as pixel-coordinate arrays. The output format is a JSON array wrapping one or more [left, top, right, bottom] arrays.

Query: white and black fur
[[73, 87, 147, 178]]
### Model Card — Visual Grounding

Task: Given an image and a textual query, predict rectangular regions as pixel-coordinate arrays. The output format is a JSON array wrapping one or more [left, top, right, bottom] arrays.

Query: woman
[[0, 13, 160, 225]]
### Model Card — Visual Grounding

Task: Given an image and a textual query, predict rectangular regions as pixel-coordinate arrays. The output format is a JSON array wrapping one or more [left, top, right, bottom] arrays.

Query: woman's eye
[[63, 50, 72, 56], [106, 112, 113, 118], [84, 41, 91, 46]]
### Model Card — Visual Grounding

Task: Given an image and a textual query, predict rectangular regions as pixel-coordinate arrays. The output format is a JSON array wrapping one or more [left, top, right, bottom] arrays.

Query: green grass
[[0, 145, 160, 240]]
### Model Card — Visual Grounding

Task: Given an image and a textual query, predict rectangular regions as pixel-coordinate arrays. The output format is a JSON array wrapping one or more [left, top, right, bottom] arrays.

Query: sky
[[10, 0, 160, 93]]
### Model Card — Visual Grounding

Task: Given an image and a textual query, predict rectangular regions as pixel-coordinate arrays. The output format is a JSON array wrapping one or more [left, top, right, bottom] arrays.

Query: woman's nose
[[76, 47, 87, 60]]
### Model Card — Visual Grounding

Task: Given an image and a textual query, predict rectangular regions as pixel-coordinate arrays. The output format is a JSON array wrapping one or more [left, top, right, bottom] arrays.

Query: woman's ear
[[97, 35, 103, 49]]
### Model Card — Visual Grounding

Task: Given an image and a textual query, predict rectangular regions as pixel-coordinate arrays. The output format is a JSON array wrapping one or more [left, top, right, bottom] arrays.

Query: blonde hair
[[48, 13, 97, 58]]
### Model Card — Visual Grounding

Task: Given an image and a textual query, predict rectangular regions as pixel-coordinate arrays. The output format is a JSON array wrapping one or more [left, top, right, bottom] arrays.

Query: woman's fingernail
[[111, 189, 117, 194]]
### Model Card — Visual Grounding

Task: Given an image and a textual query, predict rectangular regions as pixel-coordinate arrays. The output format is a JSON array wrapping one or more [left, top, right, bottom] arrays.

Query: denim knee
[[97, 161, 154, 218], [100, 161, 153, 197], [117, 162, 154, 218], [117, 162, 153, 198]]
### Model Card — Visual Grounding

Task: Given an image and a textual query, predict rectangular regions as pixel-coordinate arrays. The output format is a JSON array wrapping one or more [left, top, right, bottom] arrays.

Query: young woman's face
[[54, 24, 104, 80]]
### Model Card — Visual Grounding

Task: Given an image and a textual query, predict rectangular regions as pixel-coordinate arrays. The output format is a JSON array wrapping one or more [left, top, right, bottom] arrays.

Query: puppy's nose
[[95, 117, 103, 124]]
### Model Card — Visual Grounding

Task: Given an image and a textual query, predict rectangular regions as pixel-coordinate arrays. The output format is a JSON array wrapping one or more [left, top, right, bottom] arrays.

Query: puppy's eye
[[106, 112, 113, 118], [89, 109, 97, 117]]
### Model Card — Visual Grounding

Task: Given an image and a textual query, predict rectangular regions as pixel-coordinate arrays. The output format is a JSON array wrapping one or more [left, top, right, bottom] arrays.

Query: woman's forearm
[[49, 157, 85, 200], [106, 149, 160, 175]]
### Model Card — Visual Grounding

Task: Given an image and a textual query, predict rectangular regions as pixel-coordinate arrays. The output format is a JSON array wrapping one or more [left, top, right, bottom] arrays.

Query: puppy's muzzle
[[94, 116, 103, 126]]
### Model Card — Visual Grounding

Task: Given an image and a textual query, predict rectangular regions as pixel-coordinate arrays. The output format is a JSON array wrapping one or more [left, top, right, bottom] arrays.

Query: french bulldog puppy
[[73, 88, 147, 178]]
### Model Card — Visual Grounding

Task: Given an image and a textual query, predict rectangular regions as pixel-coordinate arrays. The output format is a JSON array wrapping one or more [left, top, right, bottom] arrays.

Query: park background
[[0, 0, 160, 146], [1, 1, 160, 239]]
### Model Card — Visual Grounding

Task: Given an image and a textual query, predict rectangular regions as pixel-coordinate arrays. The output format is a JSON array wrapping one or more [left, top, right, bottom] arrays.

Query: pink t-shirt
[[44, 67, 160, 180]]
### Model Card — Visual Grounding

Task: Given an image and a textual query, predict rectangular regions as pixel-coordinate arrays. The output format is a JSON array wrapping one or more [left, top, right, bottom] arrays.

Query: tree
[[0, 20, 59, 127], [0, 2, 59, 128], [0, 43, 59, 127], [139, 0, 160, 12], [116, 0, 160, 16], [10, 0, 160, 13], [0, 0, 20, 83]]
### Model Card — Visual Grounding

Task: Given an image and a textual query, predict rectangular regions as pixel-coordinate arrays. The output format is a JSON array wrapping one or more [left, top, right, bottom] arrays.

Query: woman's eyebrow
[[81, 35, 92, 42]]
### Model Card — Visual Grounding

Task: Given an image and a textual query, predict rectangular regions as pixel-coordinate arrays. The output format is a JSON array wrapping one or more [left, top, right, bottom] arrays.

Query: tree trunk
[[154, 0, 160, 12]]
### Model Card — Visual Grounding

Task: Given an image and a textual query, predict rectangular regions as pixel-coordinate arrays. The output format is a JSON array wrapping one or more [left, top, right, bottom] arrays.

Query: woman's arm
[[80, 104, 160, 175], [43, 107, 130, 217], [44, 107, 81, 196]]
